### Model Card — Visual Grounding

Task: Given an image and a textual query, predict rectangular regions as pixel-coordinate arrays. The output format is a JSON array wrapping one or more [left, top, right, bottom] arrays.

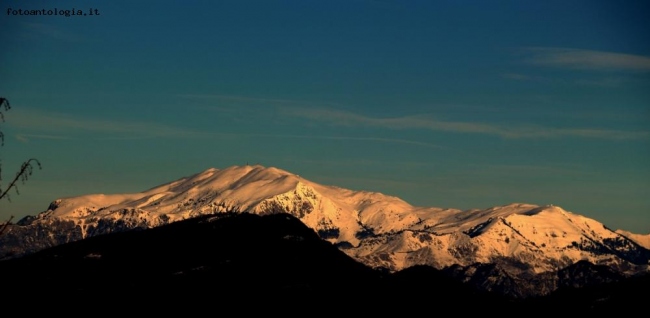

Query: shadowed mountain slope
[[2, 213, 647, 314]]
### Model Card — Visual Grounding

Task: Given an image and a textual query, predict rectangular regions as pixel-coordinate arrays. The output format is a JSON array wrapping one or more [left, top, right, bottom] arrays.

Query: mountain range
[[1, 212, 647, 314], [2, 164, 649, 298]]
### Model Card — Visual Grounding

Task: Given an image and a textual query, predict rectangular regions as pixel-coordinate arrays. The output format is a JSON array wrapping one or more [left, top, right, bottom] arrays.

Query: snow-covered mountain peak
[[519, 204, 567, 216], [6, 164, 649, 297], [39, 165, 300, 221]]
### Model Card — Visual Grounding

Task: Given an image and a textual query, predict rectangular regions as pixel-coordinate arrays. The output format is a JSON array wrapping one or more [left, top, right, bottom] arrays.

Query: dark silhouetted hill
[[1, 212, 647, 314]]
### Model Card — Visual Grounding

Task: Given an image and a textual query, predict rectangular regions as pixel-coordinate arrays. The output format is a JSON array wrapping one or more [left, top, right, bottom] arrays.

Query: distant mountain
[[2, 164, 649, 298]]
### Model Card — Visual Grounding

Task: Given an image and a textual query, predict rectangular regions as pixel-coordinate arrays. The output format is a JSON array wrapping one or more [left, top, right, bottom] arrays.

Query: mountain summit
[[2, 164, 649, 297]]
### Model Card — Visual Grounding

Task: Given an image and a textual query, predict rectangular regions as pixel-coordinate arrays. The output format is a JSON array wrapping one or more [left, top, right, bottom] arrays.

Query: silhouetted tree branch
[[0, 158, 42, 202], [0, 215, 13, 236], [0, 97, 42, 235], [0, 97, 9, 146]]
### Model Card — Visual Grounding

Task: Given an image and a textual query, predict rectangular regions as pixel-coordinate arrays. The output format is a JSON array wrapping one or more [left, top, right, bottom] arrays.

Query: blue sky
[[1, 0, 649, 233]]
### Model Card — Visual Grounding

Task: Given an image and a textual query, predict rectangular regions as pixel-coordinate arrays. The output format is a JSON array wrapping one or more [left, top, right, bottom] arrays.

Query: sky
[[1, 0, 649, 233]]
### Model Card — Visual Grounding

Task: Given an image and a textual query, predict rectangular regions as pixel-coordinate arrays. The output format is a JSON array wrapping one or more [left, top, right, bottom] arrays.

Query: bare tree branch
[[0, 215, 13, 236], [0, 96, 42, 234], [0, 158, 42, 202], [0, 97, 10, 146]]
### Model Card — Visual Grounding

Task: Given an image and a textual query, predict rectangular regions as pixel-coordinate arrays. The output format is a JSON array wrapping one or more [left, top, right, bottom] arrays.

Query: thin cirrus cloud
[[282, 107, 649, 140], [251, 133, 442, 149], [15, 133, 73, 143], [7, 108, 200, 139], [522, 47, 650, 72], [6, 107, 443, 148], [177, 94, 315, 106], [19, 22, 82, 42]]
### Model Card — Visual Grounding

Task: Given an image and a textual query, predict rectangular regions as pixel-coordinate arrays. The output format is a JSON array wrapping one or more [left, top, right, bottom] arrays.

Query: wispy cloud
[[465, 163, 595, 177], [256, 133, 442, 149], [202, 132, 441, 149], [282, 107, 497, 134], [282, 107, 649, 140], [522, 47, 650, 72], [5, 107, 444, 147], [177, 93, 345, 114], [7, 108, 200, 139], [21, 22, 81, 42], [502, 73, 540, 81], [15, 134, 73, 143], [177, 94, 315, 105], [503, 71, 645, 88], [574, 77, 627, 87]]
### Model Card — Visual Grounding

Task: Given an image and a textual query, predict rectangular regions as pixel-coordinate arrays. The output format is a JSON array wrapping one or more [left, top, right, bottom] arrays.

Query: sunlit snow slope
[[7, 165, 650, 282]]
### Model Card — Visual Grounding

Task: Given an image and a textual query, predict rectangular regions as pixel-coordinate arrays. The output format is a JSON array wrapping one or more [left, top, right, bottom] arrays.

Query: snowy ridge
[[13, 165, 650, 292], [38, 165, 424, 248], [349, 203, 648, 274], [616, 230, 650, 250]]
